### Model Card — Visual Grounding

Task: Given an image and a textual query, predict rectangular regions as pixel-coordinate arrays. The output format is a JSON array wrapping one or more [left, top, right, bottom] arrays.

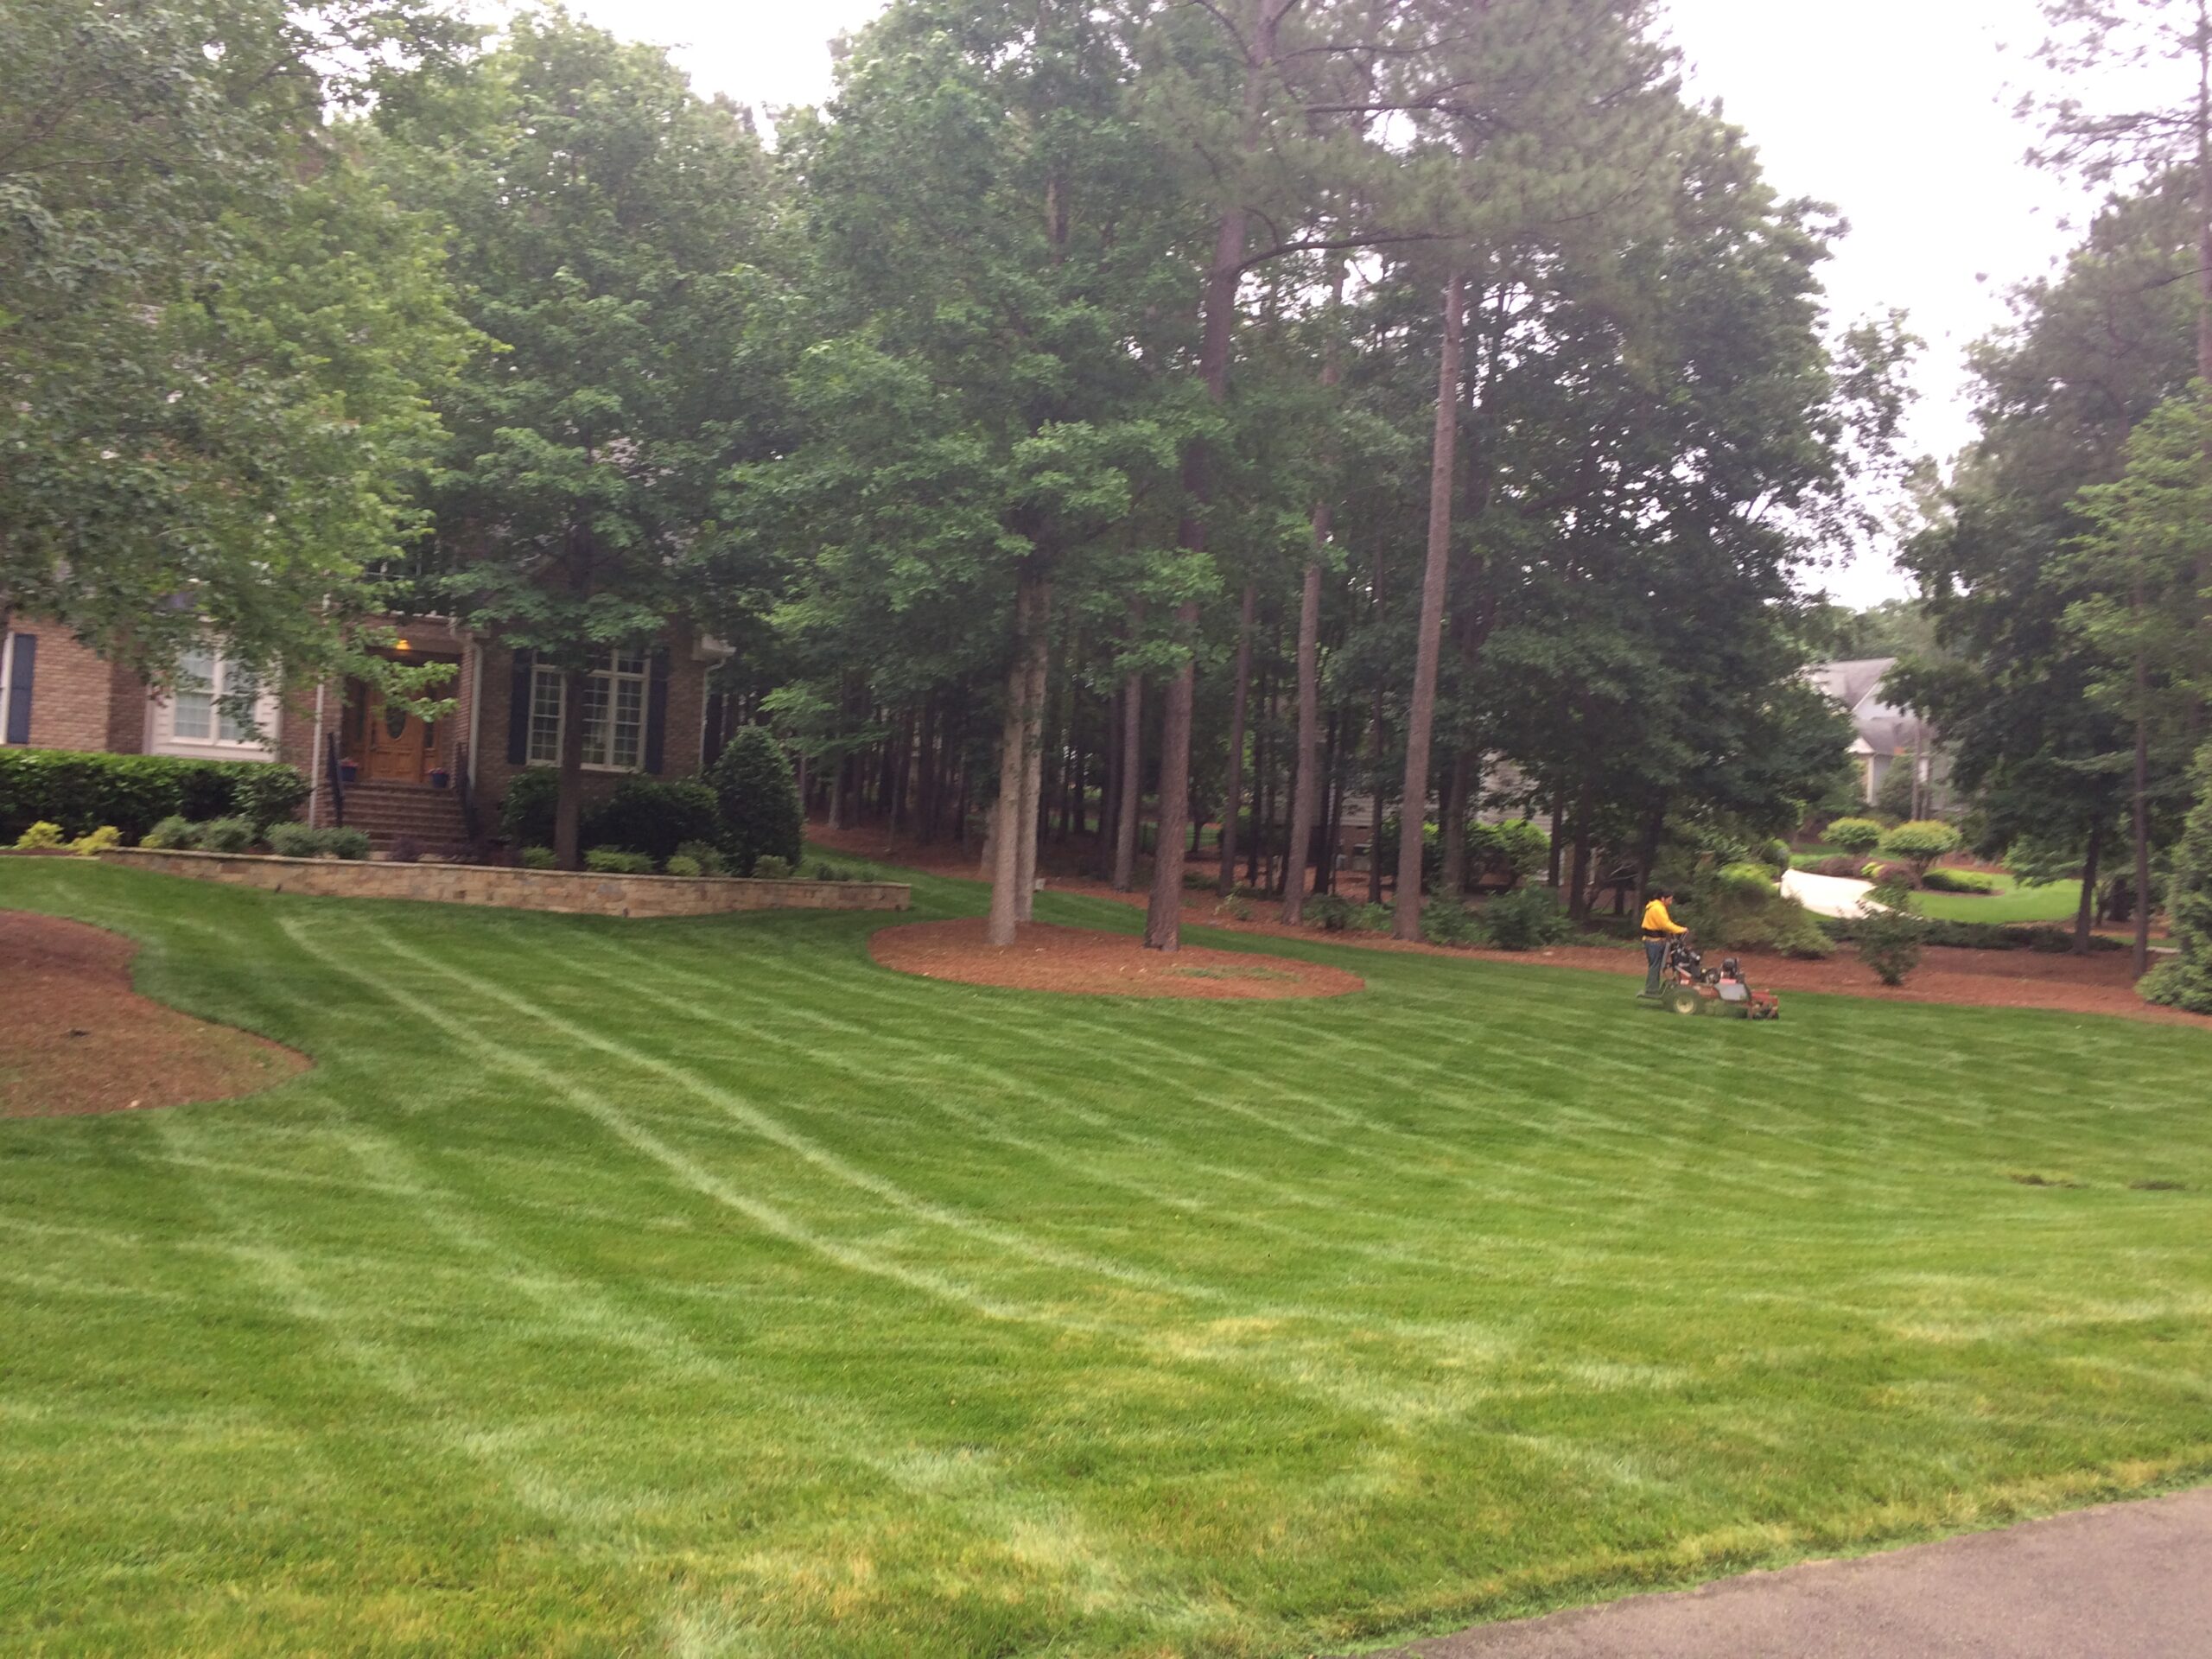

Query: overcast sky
[[543, 0, 2107, 606]]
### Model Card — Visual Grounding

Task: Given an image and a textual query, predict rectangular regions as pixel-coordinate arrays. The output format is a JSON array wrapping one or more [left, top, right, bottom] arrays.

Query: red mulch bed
[[812, 826, 2212, 1029], [869, 918, 1365, 1001], [1, 912, 310, 1118]]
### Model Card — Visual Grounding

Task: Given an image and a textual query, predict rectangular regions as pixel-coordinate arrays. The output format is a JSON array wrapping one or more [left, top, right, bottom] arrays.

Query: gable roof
[[1805, 657, 1897, 715]]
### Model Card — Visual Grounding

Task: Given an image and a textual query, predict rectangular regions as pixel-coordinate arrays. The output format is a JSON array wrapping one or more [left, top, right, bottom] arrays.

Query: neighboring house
[[0, 614, 737, 846], [1806, 656, 1949, 811]]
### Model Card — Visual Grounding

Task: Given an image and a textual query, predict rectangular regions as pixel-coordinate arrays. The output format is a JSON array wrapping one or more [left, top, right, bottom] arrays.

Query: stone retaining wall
[[101, 848, 911, 919]]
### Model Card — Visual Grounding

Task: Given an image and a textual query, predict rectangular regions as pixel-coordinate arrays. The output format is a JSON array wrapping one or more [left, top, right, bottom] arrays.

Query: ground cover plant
[[2, 859, 2209, 1656]]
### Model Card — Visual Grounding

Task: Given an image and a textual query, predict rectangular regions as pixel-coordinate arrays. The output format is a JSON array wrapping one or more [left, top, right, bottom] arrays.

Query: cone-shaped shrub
[[2145, 743, 2212, 1014], [709, 727, 803, 877]]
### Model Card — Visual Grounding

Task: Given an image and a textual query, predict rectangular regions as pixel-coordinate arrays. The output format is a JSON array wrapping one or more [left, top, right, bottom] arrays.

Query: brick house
[[0, 615, 734, 847]]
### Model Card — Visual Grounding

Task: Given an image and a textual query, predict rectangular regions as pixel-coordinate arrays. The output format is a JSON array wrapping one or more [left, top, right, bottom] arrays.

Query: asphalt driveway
[[1358, 1486, 2212, 1659]]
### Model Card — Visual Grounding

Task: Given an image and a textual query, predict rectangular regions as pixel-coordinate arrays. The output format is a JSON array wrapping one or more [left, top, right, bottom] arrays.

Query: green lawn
[[3, 861, 2209, 1657], [1916, 874, 2085, 925]]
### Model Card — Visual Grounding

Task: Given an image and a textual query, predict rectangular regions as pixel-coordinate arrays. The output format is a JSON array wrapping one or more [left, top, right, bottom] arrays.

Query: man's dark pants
[[1643, 938, 1668, 996]]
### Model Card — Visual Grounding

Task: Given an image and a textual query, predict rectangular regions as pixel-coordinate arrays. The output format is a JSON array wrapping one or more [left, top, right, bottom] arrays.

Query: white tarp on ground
[[1781, 867, 1884, 919]]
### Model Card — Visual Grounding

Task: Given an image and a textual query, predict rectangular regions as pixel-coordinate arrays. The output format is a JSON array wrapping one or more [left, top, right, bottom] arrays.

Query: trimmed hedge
[[0, 748, 309, 842], [1922, 868, 2004, 895], [1819, 915, 2125, 954]]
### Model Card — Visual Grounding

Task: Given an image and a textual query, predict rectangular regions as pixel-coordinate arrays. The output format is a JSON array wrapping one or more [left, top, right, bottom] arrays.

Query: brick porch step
[[335, 781, 471, 849]]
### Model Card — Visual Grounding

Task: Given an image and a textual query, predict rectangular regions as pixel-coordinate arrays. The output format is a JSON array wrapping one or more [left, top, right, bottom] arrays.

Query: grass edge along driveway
[[1, 858, 2208, 1658]]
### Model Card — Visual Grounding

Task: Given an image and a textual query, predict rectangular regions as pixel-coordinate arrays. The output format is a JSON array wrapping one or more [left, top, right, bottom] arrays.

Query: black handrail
[[324, 729, 346, 827]]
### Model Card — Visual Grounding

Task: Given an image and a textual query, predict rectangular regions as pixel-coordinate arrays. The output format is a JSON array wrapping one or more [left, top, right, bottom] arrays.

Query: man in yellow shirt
[[1641, 887, 1689, 997]]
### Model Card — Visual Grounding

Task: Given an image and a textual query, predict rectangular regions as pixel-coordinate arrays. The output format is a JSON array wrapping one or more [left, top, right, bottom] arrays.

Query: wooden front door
[[363, 690, 435, 784]]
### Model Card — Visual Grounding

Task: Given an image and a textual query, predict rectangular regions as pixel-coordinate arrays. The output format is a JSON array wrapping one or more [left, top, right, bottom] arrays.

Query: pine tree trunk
[[1439, 747, 1471, 899], [987, 576, 1041, 946], [1014, 579, 1051, 923], [1393, 269, 1466, 940], [1281, 552, 1326, 922], [2075, 816, 2107, 957], [1113, 610, 1144, 893], [1252, 667, 1273, 891], [2134, 657, 2153, 980], [1323, 709, 1347, 897], [1217, 582, 1256, 893], [1567, 781, 1596, 923], [553, 666, 588, 871]]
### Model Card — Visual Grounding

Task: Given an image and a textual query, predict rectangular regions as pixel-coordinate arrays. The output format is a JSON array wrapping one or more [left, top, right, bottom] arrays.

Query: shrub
[[1826, 817, 1885, 855], [387, 835, 424, 865], [323, 828, 371, 861], [1308, 893, 1354, 932], [581, 777, 721, 864], [673, 840, 727, 877], [0, 748, 308, 842], [1813, 854, 1868, 879], [813, 861, 852, 882], [264, 823, 322, 859], [1348, 902, 1394, 933], [1419, 899, 1483, 948], [750, 854, 793, 880], [519, 845, 557, 870], [1855, 878, 1923, 986], [2144, 741, 2212, 1014], [1772, 903, 1835, 960], [69, 824, 124, 857], [1922, 867, 2003, 895], [1881, 818, 1963, 877], [234, 765, 310, 830], [584, 847, 655, 874], [664, 854, 702, 877], [195, 817, 257, 854], [1478, 887, 1573, 950], [1217, 893, 1255, 923], [1760, 837, 1793, 876], [1860, 860, 1918, 890], [709, 727, 804, 876], [1467, 819, 1549, 887], [12, 821, 67, 850], [141, 815, 196, 850], [499, 768, 561, 847], [1714, 861, 1779, 900], [1875, 760, 1920, 823]]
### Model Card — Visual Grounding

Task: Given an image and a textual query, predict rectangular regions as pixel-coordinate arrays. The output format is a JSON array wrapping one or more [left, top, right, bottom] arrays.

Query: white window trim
[[524, 652, 650, 772], [0, 632, 16, 746], [149, 646, 280, 760]]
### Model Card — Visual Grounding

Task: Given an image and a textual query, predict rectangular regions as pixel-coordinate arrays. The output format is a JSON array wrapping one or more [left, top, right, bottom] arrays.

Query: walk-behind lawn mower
[[1637, 938, 1782, 1020]]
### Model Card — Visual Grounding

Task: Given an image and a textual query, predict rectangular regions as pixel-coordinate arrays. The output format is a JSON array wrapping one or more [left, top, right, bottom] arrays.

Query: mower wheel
[[1665, 986, 1702, 1017]]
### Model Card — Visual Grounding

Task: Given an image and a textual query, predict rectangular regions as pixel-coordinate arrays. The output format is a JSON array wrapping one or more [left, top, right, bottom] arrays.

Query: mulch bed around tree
[[815, 826, 2211, 1027], [1, 912, 310, 1118], [868, 918, 1365, 1001]]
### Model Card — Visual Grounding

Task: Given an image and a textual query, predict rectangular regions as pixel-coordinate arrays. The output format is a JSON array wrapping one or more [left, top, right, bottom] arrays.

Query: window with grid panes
[[526, 651, 648, 769]]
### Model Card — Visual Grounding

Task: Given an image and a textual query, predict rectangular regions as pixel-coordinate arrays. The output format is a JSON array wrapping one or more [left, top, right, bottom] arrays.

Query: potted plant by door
[[338, 756, 359, 785], [428, 764, 451, 790]]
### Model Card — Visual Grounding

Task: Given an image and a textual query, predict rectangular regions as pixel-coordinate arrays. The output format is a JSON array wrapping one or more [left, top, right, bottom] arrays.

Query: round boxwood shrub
[[1880, 818, 1963, 877], [1478, 887, 1572, 950], [1714, 861, 1779, 900], [709, 728, 803, 876], [1826, 817, 1885, 855], [581, 778, 721, 864], [194, 817, 257, 853], [499, 768, 561, 847]]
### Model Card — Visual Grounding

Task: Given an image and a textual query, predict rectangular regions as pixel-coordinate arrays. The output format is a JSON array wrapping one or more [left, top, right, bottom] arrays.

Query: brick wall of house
[[5, 625, 143, 754]]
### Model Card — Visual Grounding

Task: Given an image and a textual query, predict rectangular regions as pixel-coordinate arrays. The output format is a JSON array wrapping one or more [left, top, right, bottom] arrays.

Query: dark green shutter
[[4, 633, 34, 747], [645, 650, 670, 773], [505, 648, 533, 765]]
